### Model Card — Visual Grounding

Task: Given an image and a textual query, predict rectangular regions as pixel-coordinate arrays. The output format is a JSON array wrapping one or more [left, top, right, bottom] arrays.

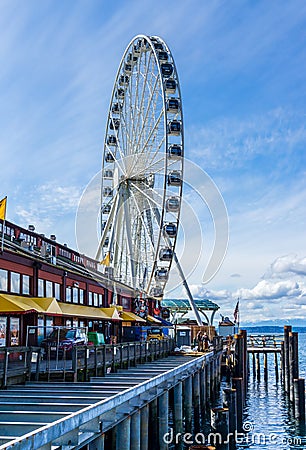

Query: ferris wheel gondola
[[96, 35, 184, 300]]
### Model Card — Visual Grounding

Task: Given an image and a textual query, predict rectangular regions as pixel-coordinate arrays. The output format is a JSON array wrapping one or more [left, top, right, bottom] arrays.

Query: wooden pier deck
[[0, 350, 221, 449]]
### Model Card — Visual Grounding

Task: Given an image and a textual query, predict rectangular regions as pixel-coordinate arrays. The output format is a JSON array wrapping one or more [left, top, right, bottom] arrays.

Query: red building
[[0, 219, 151, 347]]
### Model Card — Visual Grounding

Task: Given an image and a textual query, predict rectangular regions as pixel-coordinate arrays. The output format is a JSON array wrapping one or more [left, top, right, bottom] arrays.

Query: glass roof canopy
[[161, 298, 219, 325]]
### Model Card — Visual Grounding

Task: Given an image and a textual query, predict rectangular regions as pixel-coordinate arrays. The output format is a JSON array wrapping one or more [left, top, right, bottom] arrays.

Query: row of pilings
[[282, 325, 306, 422], [92, 347, 223, 450], [153, 349, 223, 450], [209, 330, 248, 450]]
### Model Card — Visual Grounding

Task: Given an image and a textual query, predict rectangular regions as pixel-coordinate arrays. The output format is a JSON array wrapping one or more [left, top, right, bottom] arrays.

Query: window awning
[[0, 294, 46, 313], [100, 307, 122, 321], [59, 303, 110, 320], [31, 297, 62, 314], [0, 295, 124, 321], [147, 314, 162, 324], [153, 316, 173, 326], [120, 311, 146, 323], [0, 294, 63, 314]]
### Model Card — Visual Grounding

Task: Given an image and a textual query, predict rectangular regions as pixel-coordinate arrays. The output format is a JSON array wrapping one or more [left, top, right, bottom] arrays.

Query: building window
[[88, 292, 93, 306], [22, 275, 30, 295], [11, 272, 20, 294], [54, 283, 60, 299], [72, 288, 78, 304], [121, 297, 131, 310], [98, 294, 103, 307], [38, 279, 44, 297], [46, 280, 53, 297], [0, 269, 8, 291], [66, 287, 72, 302], [80, 290, 84, 304], [93, 293, 98, 307]]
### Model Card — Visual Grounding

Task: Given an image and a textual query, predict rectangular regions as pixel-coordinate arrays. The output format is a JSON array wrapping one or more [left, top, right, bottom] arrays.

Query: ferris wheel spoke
[[129, 188, 156, 253], [129, 108, 163, 176], [104, 144, 126, 175], [132, 52, 154, 147], [130, 55, 147, 151], [96, 191, 119, 260], [122, 190, 136, 286], [129, 180, 163, 209], [134, 74, 160, 152], [140, 137, 165, 174]]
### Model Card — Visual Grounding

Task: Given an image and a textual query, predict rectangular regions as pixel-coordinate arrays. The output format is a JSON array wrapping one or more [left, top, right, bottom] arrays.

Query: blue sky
[[1, 0, 306, 324]]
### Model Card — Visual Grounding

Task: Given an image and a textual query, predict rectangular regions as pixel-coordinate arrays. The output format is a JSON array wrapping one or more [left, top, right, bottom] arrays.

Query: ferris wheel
[[96, 34, 184, 299]]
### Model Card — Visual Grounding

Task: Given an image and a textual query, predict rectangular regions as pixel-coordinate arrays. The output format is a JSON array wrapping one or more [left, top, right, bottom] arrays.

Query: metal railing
[[0, 346, 41, 388], [247, 334, 283, 348], [0, 339, 175, 386]]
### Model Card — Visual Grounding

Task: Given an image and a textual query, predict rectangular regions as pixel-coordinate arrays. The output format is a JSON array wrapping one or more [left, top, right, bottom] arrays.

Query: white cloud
[[235, 279, 302, 301], [267, 254, 306, 278]]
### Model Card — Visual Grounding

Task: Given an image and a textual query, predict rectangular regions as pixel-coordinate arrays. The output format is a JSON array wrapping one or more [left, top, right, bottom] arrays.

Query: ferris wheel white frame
[[96, 34, 184, 300]]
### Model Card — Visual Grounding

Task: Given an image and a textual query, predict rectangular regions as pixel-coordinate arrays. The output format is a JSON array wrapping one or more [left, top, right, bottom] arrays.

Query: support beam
[[184, 375, 192, 432], [88, 434, 105, 450], [140, 404, 149, 450], [116, 416, 131, 450], [130, 410, 141, 450], [173, 382, 183, 439], [158, 391, 169, 450]]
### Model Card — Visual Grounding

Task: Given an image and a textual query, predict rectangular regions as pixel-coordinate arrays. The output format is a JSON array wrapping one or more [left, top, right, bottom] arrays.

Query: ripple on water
[[239, 333, 306, 449]]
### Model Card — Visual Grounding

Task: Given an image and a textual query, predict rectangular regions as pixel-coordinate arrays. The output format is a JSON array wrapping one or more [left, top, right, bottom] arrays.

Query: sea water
[[239, 331, 306, 449]]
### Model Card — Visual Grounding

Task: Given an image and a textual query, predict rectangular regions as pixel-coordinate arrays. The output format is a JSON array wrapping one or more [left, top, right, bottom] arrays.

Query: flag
[[100, 252, 110, 266], [0, 197, 7, 221], [233, 300, 239, 323]]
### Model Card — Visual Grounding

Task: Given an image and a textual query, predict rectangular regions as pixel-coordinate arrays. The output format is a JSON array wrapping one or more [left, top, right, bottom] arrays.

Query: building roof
[[161, 298, 219, 311]]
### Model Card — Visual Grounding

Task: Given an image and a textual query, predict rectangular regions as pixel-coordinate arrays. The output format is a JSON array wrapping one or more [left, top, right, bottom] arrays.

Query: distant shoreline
[[243, 326, 306, 333]]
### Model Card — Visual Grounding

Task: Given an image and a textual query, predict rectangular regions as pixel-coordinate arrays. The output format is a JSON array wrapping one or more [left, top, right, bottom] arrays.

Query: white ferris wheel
[[96, 34, 184, 301]]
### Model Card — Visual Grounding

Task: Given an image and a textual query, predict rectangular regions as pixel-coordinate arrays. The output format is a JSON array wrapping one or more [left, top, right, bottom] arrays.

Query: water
[[239, 331, 306, 449], [169, 331, 306, 449]]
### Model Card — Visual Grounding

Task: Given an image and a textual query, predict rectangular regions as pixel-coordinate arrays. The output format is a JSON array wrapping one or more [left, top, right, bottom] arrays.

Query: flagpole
[[1, 219, 5, 254], [0, 196, 7, 253]]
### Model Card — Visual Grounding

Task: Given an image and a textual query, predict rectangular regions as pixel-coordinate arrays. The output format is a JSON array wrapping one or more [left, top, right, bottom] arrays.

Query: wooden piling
[[294, 378, 306, 422], [234, 334, 244, 379], [274, 352, 279, 382], [158, 390, 169, 450], [223, 388, 237, 439], [252, 352, 256, 379], [283, 325, 292, 393], [184, 375, 193, 432], [239, 329, 248, 391], [231, 378, 243, 431], [206, 361, 211, 405], [263, 353, 268, 382], [140, 404, 149, 450], [280, 340, 284, 383], [200, 365, 206, 417], [256, 352, 260, 381], [289, 332, 299, 402], [149, 398, 158, 446], [173, 382, 183, 438], [193, 371, 201, 431], [211, 407, 229, 450]]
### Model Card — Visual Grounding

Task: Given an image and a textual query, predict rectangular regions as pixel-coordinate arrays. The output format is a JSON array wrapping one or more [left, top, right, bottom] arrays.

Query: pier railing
[[0, 339, 175, 387], [247, 334, 283, 348]]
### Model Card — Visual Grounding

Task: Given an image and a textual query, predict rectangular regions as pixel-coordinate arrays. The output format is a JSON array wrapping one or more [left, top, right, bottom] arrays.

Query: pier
[[0, 342, 223, 449]]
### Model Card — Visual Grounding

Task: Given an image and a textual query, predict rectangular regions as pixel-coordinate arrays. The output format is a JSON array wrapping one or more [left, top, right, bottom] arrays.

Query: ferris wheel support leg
[[172, 251, 204, 326]]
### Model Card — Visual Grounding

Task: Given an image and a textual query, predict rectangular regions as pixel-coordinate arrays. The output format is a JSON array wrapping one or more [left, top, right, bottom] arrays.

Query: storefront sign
[[10, 317, 20, 346], [0, 317, 7, 346]]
